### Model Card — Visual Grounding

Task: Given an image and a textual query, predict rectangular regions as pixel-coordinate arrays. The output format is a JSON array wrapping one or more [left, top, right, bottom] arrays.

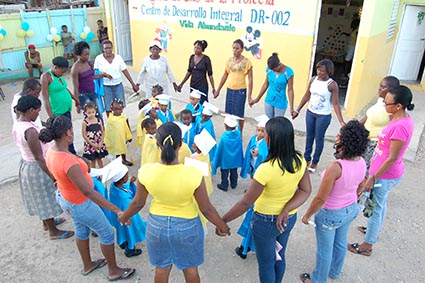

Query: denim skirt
[[147, 213, 204, 270]]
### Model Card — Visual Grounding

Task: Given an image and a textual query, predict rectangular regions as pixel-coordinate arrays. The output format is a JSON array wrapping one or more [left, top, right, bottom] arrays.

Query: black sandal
[[299, 273, 311, 283]]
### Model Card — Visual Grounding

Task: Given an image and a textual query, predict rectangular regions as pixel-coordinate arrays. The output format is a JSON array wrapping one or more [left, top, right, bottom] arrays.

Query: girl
[[104, 99, 133, 166], [141, 117, 159, 165], [82, 102, 108, 168]]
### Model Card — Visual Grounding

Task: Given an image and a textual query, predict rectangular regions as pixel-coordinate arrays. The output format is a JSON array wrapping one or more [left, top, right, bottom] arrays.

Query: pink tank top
[[12, 121, 51, 162], [322, 158, 366, 210]]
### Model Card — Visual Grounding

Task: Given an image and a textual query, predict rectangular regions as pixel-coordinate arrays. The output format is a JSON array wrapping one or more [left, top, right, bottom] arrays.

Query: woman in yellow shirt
[[119, 122, 230, 283], [222, 117, 312, 283]]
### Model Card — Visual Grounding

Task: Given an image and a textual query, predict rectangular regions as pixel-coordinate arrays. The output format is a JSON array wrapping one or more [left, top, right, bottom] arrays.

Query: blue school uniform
[[186, 103, 203, 124], [109, 182, 146, 250], [92, 177, 111, 223], [181, 122, 198, 153], [199, 118, 216, 161], [212, 129, 243, 175], [240, 136, 269, 178], [157, 109, 174, 123]]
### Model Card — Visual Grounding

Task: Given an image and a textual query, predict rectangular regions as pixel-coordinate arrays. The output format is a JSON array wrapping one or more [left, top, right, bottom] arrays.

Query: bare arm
[[25, 128, 55, 182], [122, 69, 139, 92], [329, 81, 345, 126], [41, 72, 53, 117], [71, 64, 80, 99], [252, 76, 269, 106], [287, 75, 295, 115], [208, 74, 216, 93], [214, 70, 228, 98], [119, 179, 149, 225], [293, 77, 315, 119], [24, 51, 30, 63], [178, 71, 191, 91], [247, 67, 253, 101]]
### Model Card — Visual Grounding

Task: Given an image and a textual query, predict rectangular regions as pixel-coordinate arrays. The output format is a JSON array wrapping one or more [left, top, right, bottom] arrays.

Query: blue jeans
[[103, 83, 126, 111], [265, 102, 286, 118], [251, 212, 297, 283], [220, 168, 238, 189], [79, 92, 103, 123], [56, 191, 115, 245], [365, 177, 401, 244], [225, 88, 247, 117], [304, 110, 332, 165], [312, 202, 358, 282]]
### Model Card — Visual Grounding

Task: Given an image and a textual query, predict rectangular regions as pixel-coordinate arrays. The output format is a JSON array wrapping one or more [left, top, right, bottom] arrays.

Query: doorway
[[112, 0, 133, 64], [390, 5, 425, 84]]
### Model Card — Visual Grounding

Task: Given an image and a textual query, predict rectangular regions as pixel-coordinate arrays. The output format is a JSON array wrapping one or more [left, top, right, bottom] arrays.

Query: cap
[[156, 94, 171, 105], [139, 103, 153, 116], [189, 88, 206, 99], [255, 114, 269, 128], [202, 101, 219, 116], [110, 163, 128, 183], [222, 113, 243, 128], [149, 40, 162, 51], [194, 129, 216, 155], [174, 121, 191, 138], [28, 44, 35, 49]]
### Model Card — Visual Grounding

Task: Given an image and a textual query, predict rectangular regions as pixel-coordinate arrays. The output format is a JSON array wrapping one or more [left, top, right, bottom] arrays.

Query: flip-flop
[[81, 258, 107, 276], [357, 226, 367, 234], [348, 243, 372, 256], [299, 273, 312, 283], [107, 268, 136, 282], [50, 230, 74, 240], [43, 217, 66, 231]]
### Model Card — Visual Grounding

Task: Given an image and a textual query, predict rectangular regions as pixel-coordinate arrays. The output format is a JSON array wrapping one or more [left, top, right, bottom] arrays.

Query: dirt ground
[[0, 78, 424, 282]]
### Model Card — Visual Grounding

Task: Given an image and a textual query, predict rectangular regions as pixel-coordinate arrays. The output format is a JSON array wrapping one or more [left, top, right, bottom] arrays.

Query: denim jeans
[[220, 168, 238, 189], [103, 83, 126, 111], [265, 102, 286, 118], [61, 111, 76, 154], [79, 92, 103, 123], [251, 212, 297, 283], [312, 202, 358, 283], [304, 110, 332, 165], [365, 177, 401, 244]]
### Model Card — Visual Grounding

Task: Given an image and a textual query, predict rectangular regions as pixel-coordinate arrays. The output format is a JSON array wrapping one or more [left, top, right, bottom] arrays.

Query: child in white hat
[[185, 88, 205, 124], [199, 101, 219, 161], [156, 94, 175, 123]]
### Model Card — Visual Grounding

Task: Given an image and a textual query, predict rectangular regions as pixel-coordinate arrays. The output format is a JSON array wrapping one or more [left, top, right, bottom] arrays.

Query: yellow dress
[[141, 135, 160, 165], [192, 152, 213, 227], [105, 114, 132, 155], [136, 113, 145, 148], [178, 142, 192, 164]]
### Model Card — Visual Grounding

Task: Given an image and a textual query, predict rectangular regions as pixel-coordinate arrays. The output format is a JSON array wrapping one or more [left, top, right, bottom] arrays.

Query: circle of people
[[11, 36, 415, 283]]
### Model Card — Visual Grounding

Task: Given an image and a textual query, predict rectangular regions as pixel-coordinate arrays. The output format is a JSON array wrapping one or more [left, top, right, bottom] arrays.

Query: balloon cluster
[[0, 24, 6, 41], [17, 22, 35, 38], [46, 27, 61, 43], [80, 26, 95, 42]]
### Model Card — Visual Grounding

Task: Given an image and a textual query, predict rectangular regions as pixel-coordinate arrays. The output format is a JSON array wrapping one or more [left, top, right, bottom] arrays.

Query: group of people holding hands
[[11, 35, 416, 283]]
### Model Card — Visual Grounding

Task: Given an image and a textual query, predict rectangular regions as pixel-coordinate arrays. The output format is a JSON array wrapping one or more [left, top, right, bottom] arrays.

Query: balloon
[[21, 22, 30, 31], [26, 30, 35, 37], [17, 29, 26, 38], [0, 34, 4, 41], [53, 34, 61, 42], [46, 34, 54, 41], [80, 32, 87, 39], [87, 31, 95, 40], [0, 29, 6, 36], [83, 26, 91, 34], [50, 27, 58, 35]]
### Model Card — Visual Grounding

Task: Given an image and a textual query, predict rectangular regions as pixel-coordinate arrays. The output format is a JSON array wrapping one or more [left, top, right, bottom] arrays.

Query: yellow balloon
[[80, 32, 87, 39], [0, 34, 4, 41], [17, 29, 26, 38], [53, 34, 61, 42], [26, 30, 35, 37]]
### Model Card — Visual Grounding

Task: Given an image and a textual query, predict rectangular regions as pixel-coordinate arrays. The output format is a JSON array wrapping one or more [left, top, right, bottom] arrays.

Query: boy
[[186, 89, 205, 123], [97, 19, 109, 51], [212, 114, 244, 191], [24, 44, 43, 78], [61, 25, 75, 61], [180, 109, 197, 152], [199, 101, 219, 160], [156, 94, 175, 123]]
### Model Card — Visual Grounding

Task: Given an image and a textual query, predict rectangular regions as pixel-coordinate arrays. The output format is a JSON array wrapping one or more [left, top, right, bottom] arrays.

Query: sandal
[[299, 273, 312, 283], [50, 230, 74, 240], [357, 226, 367, 234], [122, 160, 133, 167], [43, 217, 66, 231], [81, 258, 107, 276], [107, 268, 136, 282], [348, 243, 372, 256]]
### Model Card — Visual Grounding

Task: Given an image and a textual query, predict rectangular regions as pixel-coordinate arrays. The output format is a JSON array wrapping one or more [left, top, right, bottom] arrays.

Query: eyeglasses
[[383, 101, 398, 106]]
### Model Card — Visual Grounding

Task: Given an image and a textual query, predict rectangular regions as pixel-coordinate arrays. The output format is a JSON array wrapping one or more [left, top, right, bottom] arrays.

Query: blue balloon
[[87, 31, 95, 40], [21, 22, 30, 31], [0, 29, 6, 36]]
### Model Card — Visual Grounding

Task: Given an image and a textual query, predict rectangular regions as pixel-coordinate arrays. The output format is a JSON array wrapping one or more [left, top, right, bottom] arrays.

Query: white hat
[[202, 101, 219, 116], [139, 103, 153, 116], [110, 163, 128, 183], [174, 121, 191, 138], [189, 88, 206, 99], [149, 40, 162, 51], [194, 129, 216, 155], [221, 113, 243, 128], [156, 94, 171, 105], [255, 114, 269, 128]]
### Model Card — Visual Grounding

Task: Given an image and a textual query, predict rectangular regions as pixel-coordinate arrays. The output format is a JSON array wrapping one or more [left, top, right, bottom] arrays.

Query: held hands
[[172, 82, 179, 92], [291, 109, 299, 120], [215, 225, 231, 237], [176, 84, 183, 92], [213, 90, 220, 99], [118, 212, 132, 226], [132, 84, 140, 93]]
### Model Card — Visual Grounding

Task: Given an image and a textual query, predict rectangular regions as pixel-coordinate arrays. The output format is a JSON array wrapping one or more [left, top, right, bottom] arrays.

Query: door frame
[[111, 0, 133, 63]]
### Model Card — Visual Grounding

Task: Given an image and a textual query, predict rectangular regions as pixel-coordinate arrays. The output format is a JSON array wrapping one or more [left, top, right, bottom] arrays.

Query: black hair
[[22, 78, 40, 92], [97, 19, 103, 23], [388, 85, 415, 111], [142, 117, 156, 130], [102, 40, 113, 47], [16, 95, 41, 112], [267, 52, 280, 70], [156, 122, 182, 164], [83, 101, 97, 111], [181, 109, 192, 117], [233, 39, 244, 49], [74, 41, 90, 56], [383, 76, 400, 89], [39, 115, 72, 143], [52, 56, 69, 68], [61, 25, 67, 29], [138, 99, 150, 110], [194, 40, 208, 51], [264, 117, 302, 174], [334, 120, 369, 159], [111, 98, 124, 108], [152, 84, 164, 94], [316, 59, 334, 76]]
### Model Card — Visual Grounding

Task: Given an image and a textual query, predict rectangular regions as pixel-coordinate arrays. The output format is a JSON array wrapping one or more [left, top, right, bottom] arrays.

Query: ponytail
[[156, 122, 182, 165], [39, 115, 72, 143]]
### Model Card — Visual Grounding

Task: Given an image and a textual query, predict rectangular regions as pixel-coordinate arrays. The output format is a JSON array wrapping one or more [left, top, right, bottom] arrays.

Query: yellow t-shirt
[[225, 57, 252, 90], [178, 142, 192, 164], [141, 136, 160, 165], [254, 157, 307, 215], [139, 163, 203, 218], [364, 97, 390, 141]]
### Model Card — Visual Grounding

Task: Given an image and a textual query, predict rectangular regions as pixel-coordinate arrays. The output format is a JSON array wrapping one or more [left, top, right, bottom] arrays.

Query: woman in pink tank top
[[299, 120, 369, 283]]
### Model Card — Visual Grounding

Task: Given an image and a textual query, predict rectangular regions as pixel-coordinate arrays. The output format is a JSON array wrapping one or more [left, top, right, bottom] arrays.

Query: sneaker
[[217, 184, 228, 192]]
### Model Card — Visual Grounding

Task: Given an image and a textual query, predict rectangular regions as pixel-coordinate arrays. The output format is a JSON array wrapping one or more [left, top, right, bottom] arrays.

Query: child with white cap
[[185, 88, 205, 124], [156, 94, 175, 123], [180, 109, 198, 152], [136, 100, 162, 150], [199, 102, 219, 161], [212, 114, 244, 191], [109, 163, 146, 258]]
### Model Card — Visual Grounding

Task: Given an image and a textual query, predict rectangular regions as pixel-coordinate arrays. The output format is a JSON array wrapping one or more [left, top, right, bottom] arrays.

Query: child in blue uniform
[[212, 114, 244, 191], [185, 88, 205, 124], [199, 102, 219, 161], [156, 94, 175, 123], [180, 109, 198, 152], [109, 164, 146, 257]]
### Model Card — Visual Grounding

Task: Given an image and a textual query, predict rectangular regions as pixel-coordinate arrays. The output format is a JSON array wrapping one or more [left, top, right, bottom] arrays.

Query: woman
[[12, 95, 72, 240], [294, 59, 345, 173], [360, 76, 399, 169], [348, 85, 415, 256], [71, 41, 107, 122], [39, 115, 135, 281], [214, 39, 253, 132], [222, 117, 312, 283], [41, 56, 80, 154], [178, 40, 215, 104], [94, 40, 138, 116], [251, 53, 295, 118], [119, 122, 230, 283], [299, 120, 369, 283], [136, 40, 178, 99]]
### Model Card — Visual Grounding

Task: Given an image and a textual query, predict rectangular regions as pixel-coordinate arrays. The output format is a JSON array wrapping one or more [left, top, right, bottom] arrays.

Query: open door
[[112, 0, 133, 64], [390, 5, 425, 82]]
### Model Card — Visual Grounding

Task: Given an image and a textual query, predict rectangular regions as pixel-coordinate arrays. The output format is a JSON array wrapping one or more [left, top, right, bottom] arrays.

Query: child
[[109, 164, 146, 257], [141, 117, 159, 165], [82, 102, 108, 168], [185, 89, 205, 124], [236, 115, 269, 259], [212, 114, 244, 191], [156, 94, 175, 123], [97, 19, 109, 51], [104, 99, 133, 166], [199, 101, 219, 161], [136, 99, 151, 149], [60, 25, 75, 61], [174, 122, 194, 164], [150, 84, 163, 110], [180, 109, 197, 152]]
